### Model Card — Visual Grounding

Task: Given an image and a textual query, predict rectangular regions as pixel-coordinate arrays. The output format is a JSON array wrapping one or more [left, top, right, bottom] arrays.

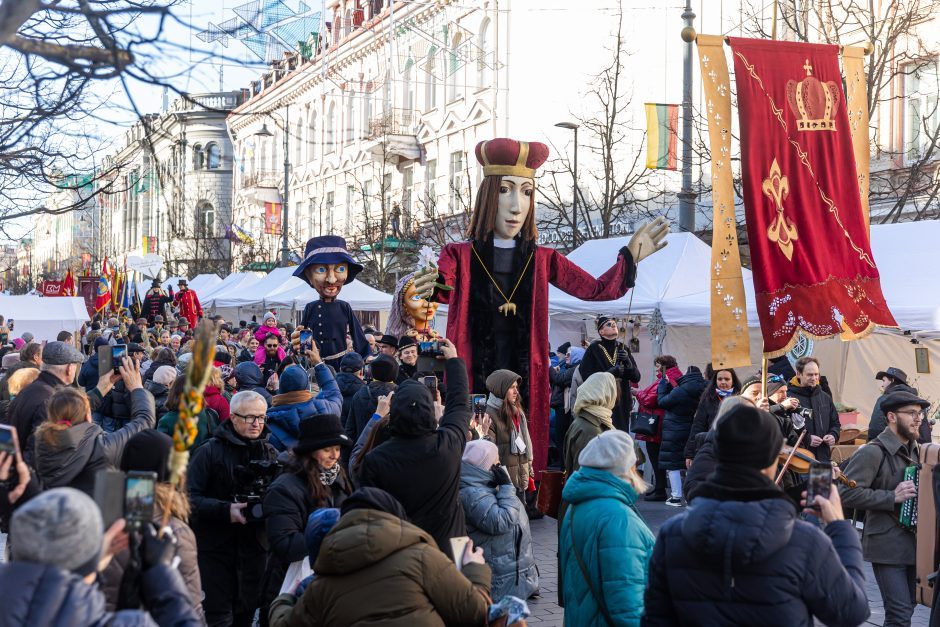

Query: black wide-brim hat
[[293, 235, 364, 286], [293, 414, 353, 455]]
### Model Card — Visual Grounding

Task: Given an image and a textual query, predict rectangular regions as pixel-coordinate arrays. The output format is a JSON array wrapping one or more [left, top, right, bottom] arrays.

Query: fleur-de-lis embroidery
[[763, 158, 799, 261]]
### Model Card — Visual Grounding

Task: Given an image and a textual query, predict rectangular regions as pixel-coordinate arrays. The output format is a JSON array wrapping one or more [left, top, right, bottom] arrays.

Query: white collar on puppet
[[493, 237, 516, 249]]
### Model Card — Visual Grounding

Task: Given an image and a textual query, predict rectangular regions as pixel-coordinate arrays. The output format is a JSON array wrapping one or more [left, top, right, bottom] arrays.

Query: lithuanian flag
[[645, 103, 679, 170]]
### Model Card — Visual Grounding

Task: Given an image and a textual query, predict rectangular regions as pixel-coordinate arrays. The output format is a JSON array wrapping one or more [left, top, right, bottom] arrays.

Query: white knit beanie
[[463, 439, 500, 470], [578, 431, 637, 479]]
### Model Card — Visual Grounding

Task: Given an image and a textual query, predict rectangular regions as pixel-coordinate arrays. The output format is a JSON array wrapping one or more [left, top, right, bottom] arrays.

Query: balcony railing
[[174, 92, 245, 113], [368, 109, 415, 138], [241, 170, 281, 189]]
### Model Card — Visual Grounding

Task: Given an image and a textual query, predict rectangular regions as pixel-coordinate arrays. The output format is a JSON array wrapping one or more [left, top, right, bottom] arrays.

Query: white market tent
[[0, 295, 89, 342], [199, 272, 264, 305], [265, 277, 394, 312], [188, 274, 222, 294]]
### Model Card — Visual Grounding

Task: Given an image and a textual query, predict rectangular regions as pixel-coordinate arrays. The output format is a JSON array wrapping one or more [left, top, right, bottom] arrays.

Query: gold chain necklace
[[598, 340, 620, 365], [470, 245, 535, 316]]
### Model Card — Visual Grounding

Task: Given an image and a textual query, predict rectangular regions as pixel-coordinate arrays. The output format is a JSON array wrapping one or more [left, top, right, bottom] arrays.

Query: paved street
[[526, 500, 932, 626]]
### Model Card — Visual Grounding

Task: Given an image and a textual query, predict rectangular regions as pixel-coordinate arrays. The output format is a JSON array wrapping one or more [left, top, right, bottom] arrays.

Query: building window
[[402, 60, 414, 113], [447, 35, 462, 102], [293, 121, 303, 163], [363, 180, 372, 217], [307, 111, 317, 161], [425, 159, 437, 211], [477, 19, 490, 89], [402, 165, 413, 213], [905, 61, 940, 161], [308, 198, 317, 238], [326, 102, 336, 153], [198, 202, 215, 237], [362, 90, 373, 137], [346, 184, 355, 232], [206, 143, 221, 169], [325, 191, 334, 232], [449, 151, 464, 213], [192, 144, 205, 170], [345, 93, 355, 145], [425, 47, 439, 110]]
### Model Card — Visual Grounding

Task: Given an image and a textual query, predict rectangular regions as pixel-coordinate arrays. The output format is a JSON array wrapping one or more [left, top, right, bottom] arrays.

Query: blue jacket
[[560, 466, 655, 627], [656, 370, 707, 471], [643, 486, 870, 626], [266, 363, 343, 451], [78, 354, 99, 391], [458, 461, 539, 600], [0, 560, 201, 627]]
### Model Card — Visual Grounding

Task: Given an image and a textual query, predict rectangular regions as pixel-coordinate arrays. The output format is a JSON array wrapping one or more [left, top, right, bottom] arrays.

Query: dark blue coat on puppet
[[294, 236, 371, 370]]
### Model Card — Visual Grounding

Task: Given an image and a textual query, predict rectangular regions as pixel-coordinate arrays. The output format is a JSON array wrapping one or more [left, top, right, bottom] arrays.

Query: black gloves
[[607, 364, 624, 378], [491, 464, 513, 487], [616, 348, 630, 364], [140, 523, 178, 570]]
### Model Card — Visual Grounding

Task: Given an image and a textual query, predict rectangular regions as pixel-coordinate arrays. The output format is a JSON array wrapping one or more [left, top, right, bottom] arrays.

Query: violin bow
[[775, 429, 806, 485]]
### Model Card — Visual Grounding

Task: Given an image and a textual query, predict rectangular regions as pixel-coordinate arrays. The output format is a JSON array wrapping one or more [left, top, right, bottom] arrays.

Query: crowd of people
[[0, 302, 934, 627]]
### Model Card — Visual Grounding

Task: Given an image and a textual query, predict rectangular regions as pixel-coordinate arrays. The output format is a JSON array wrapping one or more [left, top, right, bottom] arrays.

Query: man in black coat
[[787, 356, 840, 463], [657, 365, 707, 506], [345, 355, 398, 442], [358, 339, 469, 558], [578, 316, 640, 432], [867, 366, 932, 443], [233, 361, 272, 406], [336, 352, 366, 426], [187, 390, 278, 627]]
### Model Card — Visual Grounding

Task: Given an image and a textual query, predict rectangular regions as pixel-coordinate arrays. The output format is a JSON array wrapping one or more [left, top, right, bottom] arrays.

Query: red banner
[[264, 202, 282, 235], [40, 280, 65, 296], [729, 38, 896, 356]]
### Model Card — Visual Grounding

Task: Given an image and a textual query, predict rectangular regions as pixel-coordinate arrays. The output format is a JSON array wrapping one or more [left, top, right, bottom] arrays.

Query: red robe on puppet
[[173, 288, 203, 328], [435, 243, 635, 472]]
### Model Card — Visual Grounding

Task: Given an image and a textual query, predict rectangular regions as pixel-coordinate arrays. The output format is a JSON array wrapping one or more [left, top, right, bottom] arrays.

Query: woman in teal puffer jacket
[[560, 431, 655, 627], [458, 440, 539, 601]]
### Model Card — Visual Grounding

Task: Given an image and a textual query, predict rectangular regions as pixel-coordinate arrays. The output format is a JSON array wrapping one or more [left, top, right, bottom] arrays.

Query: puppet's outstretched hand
[[627, 216, 670, 263], [413, 264, 440, 300]]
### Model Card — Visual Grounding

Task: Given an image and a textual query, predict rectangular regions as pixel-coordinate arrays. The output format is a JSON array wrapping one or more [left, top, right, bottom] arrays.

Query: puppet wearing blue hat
[[293, 235, 370, 368]]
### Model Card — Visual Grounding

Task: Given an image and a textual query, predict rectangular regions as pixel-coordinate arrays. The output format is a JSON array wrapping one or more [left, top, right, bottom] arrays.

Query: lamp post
[[678, 0, 697, 232], [554, 121, 580, 246], [254, 105, 291, 267]]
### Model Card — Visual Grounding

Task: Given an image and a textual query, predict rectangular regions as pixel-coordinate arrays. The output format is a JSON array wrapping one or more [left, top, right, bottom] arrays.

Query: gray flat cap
[[42, 341, 85, 365]]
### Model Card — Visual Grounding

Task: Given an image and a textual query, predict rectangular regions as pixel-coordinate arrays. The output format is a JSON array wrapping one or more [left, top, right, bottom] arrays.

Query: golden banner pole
[[697, 35, 751, 369]]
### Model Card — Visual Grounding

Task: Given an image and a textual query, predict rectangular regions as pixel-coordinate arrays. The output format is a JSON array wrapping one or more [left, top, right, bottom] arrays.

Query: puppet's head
[[387, 272, 439, 338], [294, 235, 364, 302], [467, 138, 550, 242]]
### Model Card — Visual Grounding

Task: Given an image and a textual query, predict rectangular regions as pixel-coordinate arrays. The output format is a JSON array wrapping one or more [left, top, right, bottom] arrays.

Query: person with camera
[[644, 400, 870, 626], [787, 356, 840, 463], [840, 390, 928, 627], [458, 439, 539, 600], [33, 360, 155, 497], [577, 315, 641, 433], [1, 487, 201, 627], [259, 415, 353, 624], [187, 389, 278, 627]]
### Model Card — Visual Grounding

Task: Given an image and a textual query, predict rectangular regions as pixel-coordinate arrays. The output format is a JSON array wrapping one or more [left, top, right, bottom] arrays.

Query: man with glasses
[[258, 334, 282, 385], [188, 390, 277, 627], [787, 356, 840, 463], [841, 390, 928, 627]]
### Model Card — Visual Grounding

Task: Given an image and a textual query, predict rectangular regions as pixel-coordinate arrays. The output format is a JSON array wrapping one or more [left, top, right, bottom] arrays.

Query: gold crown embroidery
[[786, 59, 840, 132]]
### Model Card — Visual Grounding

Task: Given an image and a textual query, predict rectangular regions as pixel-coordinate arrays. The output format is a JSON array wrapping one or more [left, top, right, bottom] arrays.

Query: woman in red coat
[[634, 355, 681, 501], [414, 138, 668, 471]]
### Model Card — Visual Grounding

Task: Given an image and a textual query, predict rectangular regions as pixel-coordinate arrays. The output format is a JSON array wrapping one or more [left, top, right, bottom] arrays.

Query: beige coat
[[485, 403, 534, 492]]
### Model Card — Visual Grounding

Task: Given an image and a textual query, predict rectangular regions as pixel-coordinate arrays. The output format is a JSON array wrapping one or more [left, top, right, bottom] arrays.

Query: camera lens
[[250, 503, 264, 519]]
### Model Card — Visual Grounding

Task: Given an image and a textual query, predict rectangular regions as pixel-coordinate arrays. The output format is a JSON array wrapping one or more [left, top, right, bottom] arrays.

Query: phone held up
[[93, 468, 157, 530], [422, 375, 438, 392], [299, 330, 313, 353], [0, 424, 16, 455], [805, 461, 833, 508], [472, 394, 487, 416]]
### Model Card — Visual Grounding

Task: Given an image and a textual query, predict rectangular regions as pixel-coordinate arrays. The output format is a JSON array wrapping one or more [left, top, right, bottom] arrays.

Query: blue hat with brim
[[293, 235, 364, 286]]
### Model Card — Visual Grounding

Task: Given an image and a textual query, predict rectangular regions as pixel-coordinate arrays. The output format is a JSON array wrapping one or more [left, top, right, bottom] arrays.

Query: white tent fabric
[[0, 296, 89, 342], [188, 274, 222, 294], [264, 278, 393, 312], [212, 267, 296, 308], [200, 272, 264, 306]]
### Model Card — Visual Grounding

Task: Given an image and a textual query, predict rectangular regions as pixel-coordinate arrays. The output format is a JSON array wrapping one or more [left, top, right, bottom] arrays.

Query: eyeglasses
[[894, 409, 925, 419], [234, 413, 266, 425], [265, 344, 279, 349]]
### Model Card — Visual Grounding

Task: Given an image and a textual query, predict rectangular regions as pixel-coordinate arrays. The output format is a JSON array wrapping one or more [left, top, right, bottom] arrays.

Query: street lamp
[[554, 121, 579, 245], [255, 105, 291, 267]]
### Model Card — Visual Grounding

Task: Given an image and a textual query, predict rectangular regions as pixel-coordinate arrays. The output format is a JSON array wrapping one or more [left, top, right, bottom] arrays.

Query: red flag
[[62, 269, 75, 297], [94, 258, 112, 312], [729, 38, 896, 355], [264, 202, 282, 235]]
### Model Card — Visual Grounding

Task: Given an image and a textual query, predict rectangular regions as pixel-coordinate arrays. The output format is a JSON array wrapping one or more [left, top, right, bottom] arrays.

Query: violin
[[777, 444, 857, 489]]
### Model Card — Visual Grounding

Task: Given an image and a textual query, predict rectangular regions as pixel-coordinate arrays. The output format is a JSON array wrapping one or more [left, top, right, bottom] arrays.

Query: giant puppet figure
[[293, 235, 370, 369], [414, 138, 668, 470], [172, 279, 203, 328]]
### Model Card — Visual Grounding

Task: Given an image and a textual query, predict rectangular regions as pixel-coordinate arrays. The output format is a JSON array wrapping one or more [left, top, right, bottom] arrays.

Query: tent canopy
[[200, 272, 265, 306], [188, 274, 222, 294], [0, 296, 89, 342], [265, 276, 393, 312], [211, 267, 296, 309]]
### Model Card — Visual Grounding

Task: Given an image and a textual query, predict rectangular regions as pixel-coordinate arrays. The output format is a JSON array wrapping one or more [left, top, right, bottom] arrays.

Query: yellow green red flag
[[645, 103, 679, 170]]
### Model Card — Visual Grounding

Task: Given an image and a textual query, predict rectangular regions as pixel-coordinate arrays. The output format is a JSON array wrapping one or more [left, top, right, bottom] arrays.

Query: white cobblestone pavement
[[526, 499, 932, 626]]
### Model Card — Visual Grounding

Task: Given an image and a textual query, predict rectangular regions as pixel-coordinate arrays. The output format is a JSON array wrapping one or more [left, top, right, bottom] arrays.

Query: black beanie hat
[[370, 354, 399, 383], [120, 429, 173, 482], [714, 401, 783, 470], [596, 315, 615, 331], [388, 379, 436, 438], [341, 487, 409, 520]]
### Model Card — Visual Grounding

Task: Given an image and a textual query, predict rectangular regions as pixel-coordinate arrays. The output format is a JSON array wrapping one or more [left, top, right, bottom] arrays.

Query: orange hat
[[475, 138, 550, 178]]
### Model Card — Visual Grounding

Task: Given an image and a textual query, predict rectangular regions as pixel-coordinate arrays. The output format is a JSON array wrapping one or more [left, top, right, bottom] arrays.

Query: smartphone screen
[[472, 394, 487, 415], [449, 536, 471, 570], [422, 375, 438, 391], [806, 462, 833, 506], [124, 471, 157, 529], [93, 469, 126, 529], [363, 363, 372, 380], [112, 344, 128, 373], [299, 330, 313, 351], [0, 424, 16, 455]]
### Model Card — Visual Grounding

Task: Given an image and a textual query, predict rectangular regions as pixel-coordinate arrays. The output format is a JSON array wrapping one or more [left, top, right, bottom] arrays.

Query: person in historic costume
[[292, 235, 370, 370], [142, 279, 174, 325], [578, 315, 641, 432], [414, 138, 668, 470], [172, 279, 203, 328], [385, 271, 441, 342]]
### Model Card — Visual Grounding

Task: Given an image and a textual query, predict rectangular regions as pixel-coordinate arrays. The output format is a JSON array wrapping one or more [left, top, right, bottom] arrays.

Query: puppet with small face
[[413, 138, 668, 471], [385, 271, 441, 342], [293, 235, 370, 368]]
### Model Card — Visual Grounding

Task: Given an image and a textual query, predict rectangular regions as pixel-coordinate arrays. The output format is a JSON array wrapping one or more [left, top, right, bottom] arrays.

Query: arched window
[[293, 121, 302, 162], [447, 34, 462, 102], [326, 101, 336, 152], [307, 110, 316, 160], [362, 89, 373, 137], [206, 142, 221, 169], [345, 92, 355, 145], [425, 47, 438, 110], [192, 144, 205, 170], [198, 202, 215, 237], [258, 139, 267, 175], [402, 60, 414, 113], [477, 19, 490, 89], [382, 70, 391, 115]]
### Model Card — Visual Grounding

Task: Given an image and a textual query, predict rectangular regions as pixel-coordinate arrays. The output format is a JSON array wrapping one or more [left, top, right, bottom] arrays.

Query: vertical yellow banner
[[697, 35, 751, 369], [843, 46, 871, 232]]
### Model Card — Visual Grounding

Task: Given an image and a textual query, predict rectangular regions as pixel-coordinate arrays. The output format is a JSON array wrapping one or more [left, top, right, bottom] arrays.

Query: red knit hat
[[475, 138, 550, 178]]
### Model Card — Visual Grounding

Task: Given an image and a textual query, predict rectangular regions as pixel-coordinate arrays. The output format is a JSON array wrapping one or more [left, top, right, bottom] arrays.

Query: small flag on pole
[[644, 103, 679, 170], [264, 202, 282, 235]]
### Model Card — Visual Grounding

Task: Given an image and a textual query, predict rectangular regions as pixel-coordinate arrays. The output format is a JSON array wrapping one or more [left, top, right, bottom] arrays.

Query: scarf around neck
[[716, 388, 734, 399], [319, 464, 340, 487]]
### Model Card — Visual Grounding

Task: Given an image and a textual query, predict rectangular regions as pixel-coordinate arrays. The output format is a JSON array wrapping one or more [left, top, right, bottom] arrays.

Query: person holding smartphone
[[644, 400, 870, 626]]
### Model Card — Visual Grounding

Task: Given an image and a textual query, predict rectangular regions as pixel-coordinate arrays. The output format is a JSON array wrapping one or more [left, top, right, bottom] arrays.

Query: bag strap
[[568, 505, 616, 627]]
